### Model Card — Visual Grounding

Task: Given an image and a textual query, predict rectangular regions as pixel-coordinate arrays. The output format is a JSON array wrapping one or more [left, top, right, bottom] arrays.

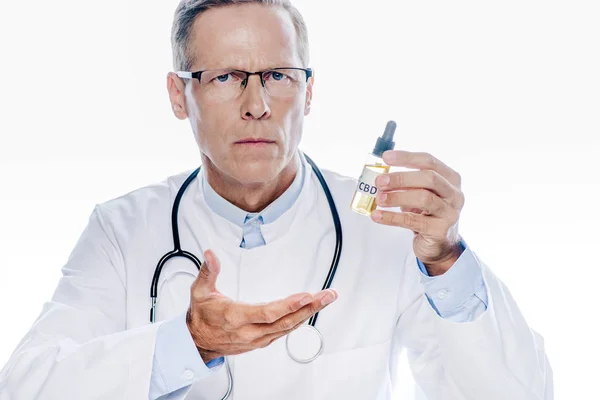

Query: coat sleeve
[[0, 206, 162, 400], [393, 250, 553, 400]]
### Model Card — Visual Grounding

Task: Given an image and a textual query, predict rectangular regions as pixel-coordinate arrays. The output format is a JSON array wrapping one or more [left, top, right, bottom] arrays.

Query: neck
[[202, 153, 300, 213]]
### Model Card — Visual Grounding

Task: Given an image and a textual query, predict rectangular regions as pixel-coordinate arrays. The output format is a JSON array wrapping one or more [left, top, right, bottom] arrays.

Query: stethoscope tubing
[[150, 153, 342, 329]]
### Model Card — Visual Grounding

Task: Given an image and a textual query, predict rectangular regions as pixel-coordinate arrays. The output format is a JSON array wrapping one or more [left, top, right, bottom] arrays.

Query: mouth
[[234, 138, 276, 145]]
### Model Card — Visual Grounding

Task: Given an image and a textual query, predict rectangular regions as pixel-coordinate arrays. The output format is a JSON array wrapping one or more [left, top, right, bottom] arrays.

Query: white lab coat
[[0, 153, 552, 400]]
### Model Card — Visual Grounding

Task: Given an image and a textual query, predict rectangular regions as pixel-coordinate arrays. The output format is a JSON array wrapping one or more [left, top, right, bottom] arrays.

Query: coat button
[[183, 369, 195, 381]]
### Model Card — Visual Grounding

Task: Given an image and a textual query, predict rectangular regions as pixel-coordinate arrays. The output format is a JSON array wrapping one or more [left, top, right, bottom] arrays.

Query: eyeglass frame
[[174, 67, 313, 89]]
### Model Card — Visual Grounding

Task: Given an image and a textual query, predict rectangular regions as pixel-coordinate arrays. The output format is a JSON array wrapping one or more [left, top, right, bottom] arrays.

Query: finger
[[223, 289, 337, 345], [250, 317, 310, 349], [375, 170, 463, 210], [219, 318, 306, 353], [258, 289, 338, 336], [234, 308, 311, 346], [191, 249, 221, 295], [381, 150, 462, 188], [224, 291, 317, 327], [376, 189, 451, 218], [370, 210, 449, 236]]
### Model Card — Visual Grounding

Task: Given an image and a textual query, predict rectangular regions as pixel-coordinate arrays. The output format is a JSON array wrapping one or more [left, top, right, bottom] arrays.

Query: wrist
[[424, 241, 464, 276], [185, 308, 222, 364], [198, 348, 221, 365]]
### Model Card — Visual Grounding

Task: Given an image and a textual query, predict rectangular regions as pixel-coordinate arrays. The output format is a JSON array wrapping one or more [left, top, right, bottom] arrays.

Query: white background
[[1, 0, 599, 398]]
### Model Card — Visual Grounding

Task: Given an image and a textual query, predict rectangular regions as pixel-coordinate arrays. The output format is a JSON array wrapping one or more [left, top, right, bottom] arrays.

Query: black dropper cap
[[372, 120, 397, 157]]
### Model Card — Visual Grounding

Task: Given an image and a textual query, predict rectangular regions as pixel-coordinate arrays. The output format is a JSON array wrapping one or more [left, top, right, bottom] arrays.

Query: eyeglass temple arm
[[175, 71, 193, 79]]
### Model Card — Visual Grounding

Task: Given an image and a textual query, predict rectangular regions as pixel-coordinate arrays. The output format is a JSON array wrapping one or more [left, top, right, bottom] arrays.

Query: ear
[[304, 72, 314, 116], [166, 72, 189, 120]]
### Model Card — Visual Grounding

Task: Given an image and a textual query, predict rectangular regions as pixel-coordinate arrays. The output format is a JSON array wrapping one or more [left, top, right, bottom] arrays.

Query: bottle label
[[356, 167, 383, 198]]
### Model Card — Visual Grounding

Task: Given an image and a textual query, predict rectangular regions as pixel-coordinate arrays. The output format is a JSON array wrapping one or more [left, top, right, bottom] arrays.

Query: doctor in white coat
[[0, 0, 553, 399]]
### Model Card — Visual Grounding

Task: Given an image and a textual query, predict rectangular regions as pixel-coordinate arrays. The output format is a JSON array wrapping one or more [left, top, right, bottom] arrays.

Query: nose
[[240, 74, 271, 120]]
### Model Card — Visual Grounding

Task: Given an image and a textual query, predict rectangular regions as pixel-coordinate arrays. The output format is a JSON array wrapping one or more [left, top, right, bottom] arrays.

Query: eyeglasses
[[175, 67, 312, 102]]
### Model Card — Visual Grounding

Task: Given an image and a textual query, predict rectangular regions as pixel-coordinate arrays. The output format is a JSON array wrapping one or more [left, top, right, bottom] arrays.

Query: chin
[[228, 157, 284, 184]]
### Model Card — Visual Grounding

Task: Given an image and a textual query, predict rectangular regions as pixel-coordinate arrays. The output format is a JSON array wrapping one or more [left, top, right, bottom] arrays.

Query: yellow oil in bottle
[[350, 163, 390, 216], [351, 120, 397, 217]]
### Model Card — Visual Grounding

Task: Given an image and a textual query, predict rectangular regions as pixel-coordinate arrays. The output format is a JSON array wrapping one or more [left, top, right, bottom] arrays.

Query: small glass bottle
[[350, 120, 397, 216]]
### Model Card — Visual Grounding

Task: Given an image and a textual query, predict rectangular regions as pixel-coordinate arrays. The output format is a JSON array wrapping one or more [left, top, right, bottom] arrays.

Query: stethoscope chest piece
[[286, 324, 324, 363]]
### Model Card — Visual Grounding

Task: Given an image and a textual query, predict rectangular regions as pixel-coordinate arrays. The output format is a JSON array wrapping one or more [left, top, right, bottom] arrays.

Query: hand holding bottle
[[371, 150, 465, 276]]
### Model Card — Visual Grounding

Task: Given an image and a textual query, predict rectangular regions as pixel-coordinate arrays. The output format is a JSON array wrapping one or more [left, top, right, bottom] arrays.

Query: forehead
[[189, 3, 300, 70]]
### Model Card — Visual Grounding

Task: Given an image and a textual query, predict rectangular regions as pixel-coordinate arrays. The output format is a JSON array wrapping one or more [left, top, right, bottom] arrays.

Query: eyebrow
[[194, 59, 300, 71]]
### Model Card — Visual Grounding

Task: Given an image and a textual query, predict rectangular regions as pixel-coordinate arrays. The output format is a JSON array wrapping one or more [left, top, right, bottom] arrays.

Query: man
[[0, 0, 552, 399]]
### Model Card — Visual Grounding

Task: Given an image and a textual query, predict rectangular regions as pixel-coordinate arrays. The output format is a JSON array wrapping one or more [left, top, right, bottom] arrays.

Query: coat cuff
[[149, 312, 223, 399], [416, 238, 489, 318]]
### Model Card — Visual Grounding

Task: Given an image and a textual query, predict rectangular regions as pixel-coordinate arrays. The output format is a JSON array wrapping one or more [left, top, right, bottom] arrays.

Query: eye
[[264, 70, 291, 82], [209, 71, 244, 84], [271, 71, 285, 81]]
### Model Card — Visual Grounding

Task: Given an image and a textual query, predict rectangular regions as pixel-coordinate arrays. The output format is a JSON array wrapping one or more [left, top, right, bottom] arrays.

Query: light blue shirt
[[149, 158, 488, 399]]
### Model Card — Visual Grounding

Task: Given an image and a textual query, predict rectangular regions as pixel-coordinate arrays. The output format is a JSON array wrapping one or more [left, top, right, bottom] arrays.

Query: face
[[167, 4, 313, 185]]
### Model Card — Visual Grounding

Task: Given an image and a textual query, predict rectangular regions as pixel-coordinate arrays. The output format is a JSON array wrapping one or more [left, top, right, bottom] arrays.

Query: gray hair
[[171, 0, 310, 72]]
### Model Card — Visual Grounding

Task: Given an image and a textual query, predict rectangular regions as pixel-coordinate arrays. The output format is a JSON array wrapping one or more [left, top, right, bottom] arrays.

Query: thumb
[[194, 249, 221, 295]]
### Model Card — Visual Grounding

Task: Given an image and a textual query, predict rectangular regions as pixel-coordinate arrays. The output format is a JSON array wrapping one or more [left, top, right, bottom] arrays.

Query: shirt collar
[[201, 153, 305, 228]]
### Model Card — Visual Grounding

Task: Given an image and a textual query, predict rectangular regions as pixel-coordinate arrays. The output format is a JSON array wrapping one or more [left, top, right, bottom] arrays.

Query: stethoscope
[[149, 153, 342, 399]]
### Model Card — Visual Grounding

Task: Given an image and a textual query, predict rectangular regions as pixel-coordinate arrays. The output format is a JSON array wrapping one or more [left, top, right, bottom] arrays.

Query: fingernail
[[299, 295, 313, 306], [321, 293, 335, 306], [377, 174, 390, 187], [371, 210, 383, 221], [377, 193, 387, 203]]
